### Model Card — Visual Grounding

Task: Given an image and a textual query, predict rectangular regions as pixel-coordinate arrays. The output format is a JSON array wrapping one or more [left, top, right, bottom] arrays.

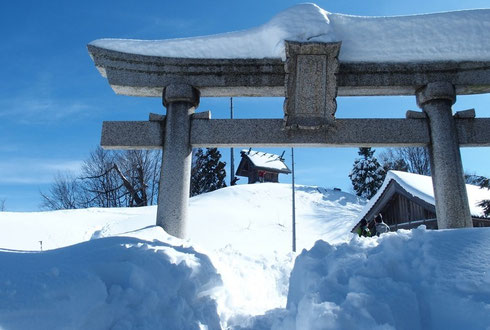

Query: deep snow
[[90, 4, 490, 62], [0, 184, 364, 329], [1, 183, 490, 329]]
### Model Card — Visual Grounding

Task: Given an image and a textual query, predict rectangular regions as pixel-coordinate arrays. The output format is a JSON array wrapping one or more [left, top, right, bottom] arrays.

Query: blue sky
[[1, 0, 489, 211]]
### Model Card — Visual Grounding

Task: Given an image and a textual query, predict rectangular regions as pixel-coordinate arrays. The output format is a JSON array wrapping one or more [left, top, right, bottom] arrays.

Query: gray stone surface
[[101, 121, 163, 150], [284, 41, 340, 129], [405, 110, 427, 119], [416, 82, 473, 229], [191, 118, 430, 147], [87, 45, 284, 97], [192, 111, 211, 120], [101, 118, 490, 149], [88, 44, 490, 97], [456, 118, 490, 146], [454, 109, 475, 119], [162, 84, 200, 108], [149, 113, 165, 121], [156, 84, 200, 238]]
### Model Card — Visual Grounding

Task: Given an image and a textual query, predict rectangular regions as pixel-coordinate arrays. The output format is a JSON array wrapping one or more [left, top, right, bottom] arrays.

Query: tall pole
[[230, 97, 235, 185], [291, 148, 296, 252]]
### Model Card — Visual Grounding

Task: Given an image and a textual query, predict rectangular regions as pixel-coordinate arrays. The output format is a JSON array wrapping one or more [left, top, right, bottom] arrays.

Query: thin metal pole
[[291, 147, 296, 252], [230, 97, 235, 185]]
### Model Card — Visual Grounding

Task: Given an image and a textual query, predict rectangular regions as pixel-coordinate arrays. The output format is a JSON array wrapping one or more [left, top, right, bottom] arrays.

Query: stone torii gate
[[88, 40, 490, 238]]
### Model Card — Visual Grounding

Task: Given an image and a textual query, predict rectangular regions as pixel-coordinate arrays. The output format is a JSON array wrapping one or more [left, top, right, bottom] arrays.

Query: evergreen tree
[[349, 147, 386, 199], [190, 148, 227, 197], [470, 175, 490, 217]]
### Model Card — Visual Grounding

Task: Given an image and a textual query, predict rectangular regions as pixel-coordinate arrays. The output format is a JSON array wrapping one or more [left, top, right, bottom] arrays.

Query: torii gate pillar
[[156, 84, 200, 238], [416, 82, 473, 229]]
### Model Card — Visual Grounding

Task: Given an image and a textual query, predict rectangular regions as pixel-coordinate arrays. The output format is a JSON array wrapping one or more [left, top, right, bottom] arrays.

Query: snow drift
[[0, 227, 222, 330], [241, 227, 490, 330], [1, 183, 490, 329], [0, 184, 364, 328]]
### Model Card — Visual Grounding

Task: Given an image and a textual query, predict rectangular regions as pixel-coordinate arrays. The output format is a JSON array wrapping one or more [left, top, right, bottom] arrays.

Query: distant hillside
[[0, 183, 365, 253]]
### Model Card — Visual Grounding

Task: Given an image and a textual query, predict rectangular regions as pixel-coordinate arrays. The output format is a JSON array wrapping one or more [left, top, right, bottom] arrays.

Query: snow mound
[[0, 183, 365, 326], [0, 227, 222, 330], [0, 183, 364, 253], [90, 3, 490, 62], [2, 183, 490, 328], [188, 183, 365, 255], [187, 183, 365, 318], [243, 227, 490, 330]]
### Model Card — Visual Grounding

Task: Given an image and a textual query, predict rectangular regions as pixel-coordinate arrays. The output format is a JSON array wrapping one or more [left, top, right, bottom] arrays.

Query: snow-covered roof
[[358, 170, 490, 220], [241, 149, 290, 173], [89, 4, 490, 63]]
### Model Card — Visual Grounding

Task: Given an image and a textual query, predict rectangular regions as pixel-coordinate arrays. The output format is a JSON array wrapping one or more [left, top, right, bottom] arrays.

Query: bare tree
[[0, 198, 6, 211], [115, 150, 161, 206], [41, 147, 161, 210], [380, 147, 431, 175], [80, 147, 161, 208], [80, 147, 125, 208], [40, 172, 86, 210]]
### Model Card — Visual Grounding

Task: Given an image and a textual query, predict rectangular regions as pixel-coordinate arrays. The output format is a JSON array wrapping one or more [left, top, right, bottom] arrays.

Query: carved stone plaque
[[284, 41, 341, 129]]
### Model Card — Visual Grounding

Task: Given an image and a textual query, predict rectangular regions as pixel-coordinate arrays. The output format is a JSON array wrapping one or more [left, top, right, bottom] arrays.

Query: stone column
[[156, 84, 200, 238], [416, 82, 472, 229]]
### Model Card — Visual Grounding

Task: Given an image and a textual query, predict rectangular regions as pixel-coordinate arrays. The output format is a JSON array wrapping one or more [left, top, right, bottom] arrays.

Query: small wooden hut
[[352, 171, 490, 233], [236, 149, 291, 184]]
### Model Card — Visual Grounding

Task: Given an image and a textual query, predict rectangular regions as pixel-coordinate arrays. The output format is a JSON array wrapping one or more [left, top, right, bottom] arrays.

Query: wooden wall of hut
[[380, 194, 436, 229]]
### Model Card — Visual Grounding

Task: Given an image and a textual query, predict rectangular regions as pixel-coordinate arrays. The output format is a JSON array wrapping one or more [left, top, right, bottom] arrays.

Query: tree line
[[41, 147, 226, 210], [40, 145, 489, 217]]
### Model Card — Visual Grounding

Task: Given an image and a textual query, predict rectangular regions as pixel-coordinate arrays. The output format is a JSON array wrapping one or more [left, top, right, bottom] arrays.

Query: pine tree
[[471, 175, 490, 217], [349, 147, 386, 199], [190, 148, 227, 197]]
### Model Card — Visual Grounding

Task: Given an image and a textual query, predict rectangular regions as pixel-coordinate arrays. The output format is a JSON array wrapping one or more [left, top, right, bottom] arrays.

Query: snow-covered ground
[[1, 183, 490, 329]]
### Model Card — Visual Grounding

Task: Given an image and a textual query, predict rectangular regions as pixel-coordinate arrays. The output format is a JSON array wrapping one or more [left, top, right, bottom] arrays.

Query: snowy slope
[[0, 183, 363, 253], [188, 183, 365, 256], [0, 184, 364, 327], [244, 227, 490, 330], [90, 4, 490, 62], [1, 183, 490, 329]]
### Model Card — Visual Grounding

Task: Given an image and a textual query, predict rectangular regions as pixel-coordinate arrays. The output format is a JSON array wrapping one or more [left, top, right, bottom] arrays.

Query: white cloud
[[0, 71, 96, 125], [0, 98, 93, 124], [0, 159, 83, 185]]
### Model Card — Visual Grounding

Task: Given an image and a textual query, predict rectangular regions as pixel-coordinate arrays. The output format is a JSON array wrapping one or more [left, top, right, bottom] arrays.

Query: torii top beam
[[88, 4, 490, 98]]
